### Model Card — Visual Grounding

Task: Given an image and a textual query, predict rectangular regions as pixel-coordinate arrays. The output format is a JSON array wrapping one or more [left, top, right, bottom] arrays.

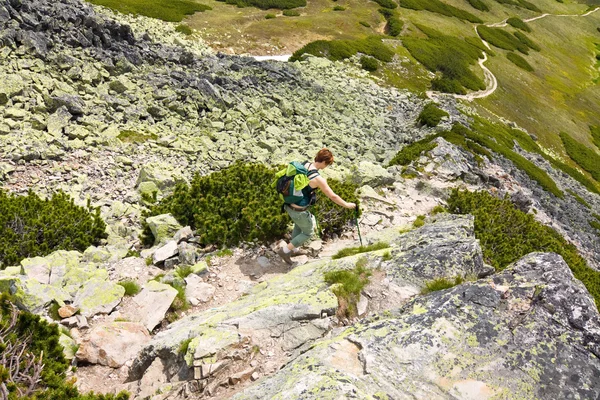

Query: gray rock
[[233, 253, 600, 399], [47, 106, 72, 137], [348, 161, 395, 187], [185, 274, 215, 303], [153, 240, 179, 264], [73, 278, 125, 317], [126, 281, 178, 331]]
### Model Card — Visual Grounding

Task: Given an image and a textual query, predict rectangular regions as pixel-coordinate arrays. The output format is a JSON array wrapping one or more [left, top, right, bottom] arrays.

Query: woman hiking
[[277, 148, 356, 265]]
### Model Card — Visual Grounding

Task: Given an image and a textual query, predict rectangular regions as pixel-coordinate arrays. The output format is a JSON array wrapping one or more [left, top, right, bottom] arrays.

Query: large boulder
[[76, 322, 151, 368], [123, 280, 178, 331], [232, 252, 600, 399], [73, 278, 125, 317], [146, 214, 182, 246], [347, 161, 394, 187], [0, 74, 26, 105]]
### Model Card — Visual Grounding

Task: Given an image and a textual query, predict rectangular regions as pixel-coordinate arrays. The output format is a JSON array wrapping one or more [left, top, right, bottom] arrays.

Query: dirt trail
[[427, 6, 600, 102]]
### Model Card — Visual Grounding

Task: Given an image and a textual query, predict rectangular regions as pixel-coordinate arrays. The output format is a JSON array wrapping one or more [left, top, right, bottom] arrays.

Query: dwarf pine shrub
[[87, 0, 211, 22], [217, 0, 305, 9], [175, 24, 193, 35], [560, 132, 600, 182], [388, 135, 438, 167], [418, 103, 449, 127], [513, 31, 540, 52], [466, 0, 489, 11], [142, 162, 359, 246], [333, 5, 345, 10], [477, 26, 529, 54], [282, 9, 300, 15], [591, 125, 600, 150], [360, 56, 378, 71], [447, 189, 600, 309], [372, 0, 397, 9], [0, 190, 107, 269], [507, 17, 531, 32], [290, 36, 394, 62], [0, 294, 130, 400], [507, 52, 534, 71], [399, 0, 482, 22]]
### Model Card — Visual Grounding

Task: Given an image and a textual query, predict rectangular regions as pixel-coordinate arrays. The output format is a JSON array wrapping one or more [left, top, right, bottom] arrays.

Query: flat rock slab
[[232, 253, 600, 399], [124, 280, 178, 331], [185, 274, 215, 303], [73, 278, 125, 317], [76, 321, 151, 368]]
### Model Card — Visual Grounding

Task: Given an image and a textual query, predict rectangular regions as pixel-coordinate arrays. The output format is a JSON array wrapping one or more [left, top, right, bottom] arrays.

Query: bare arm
[[315, 177, 356, 209]]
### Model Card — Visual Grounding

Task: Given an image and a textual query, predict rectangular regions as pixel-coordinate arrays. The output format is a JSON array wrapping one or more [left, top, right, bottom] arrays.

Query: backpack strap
[[303, 160, 320, 180]]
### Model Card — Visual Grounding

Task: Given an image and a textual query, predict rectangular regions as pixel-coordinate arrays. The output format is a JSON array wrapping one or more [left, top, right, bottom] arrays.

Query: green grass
[[48, 302, 61, 321], [388, 135, 438, 167], [86, 0, 211, 22], [506, 17, 531, 32], [372, 0, 397, 9], [421, 276, 464, 294], [590, 219, 600, 232], [413, 214, 426, 228], [265, 13, 276, 18], [332, 241, 389, 259], [333, 5, 346, 10], [431, 205, 448, 215], [175, 265, 194, 279], [590, 125, 600, 150], [418, 103, 449, 127], [175, 24, 193, 35], [178, 338, 193, 355], [566, 189, 591, 208], [381, 250, 392, 261], [507, 52, 534, 71], [513, 31, 541, 52], [448, 189, 600, 310], [117, 130, 158, 144], [560, 132, 600, 182], [290, 36, 394, 62], [477, 26, 529, 54], [118, 280, 141, 296], [324, 258, 372, 318], [398, 0, 483, 23], [218, 0, 305, 9]]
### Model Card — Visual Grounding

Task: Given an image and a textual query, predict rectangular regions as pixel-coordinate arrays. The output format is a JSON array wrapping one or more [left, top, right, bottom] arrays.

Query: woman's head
[[314, 148, 334, 166]]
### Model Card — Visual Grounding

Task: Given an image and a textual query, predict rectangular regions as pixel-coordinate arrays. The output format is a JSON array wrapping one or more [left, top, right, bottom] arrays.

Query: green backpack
[[274, 161, 319, 205]]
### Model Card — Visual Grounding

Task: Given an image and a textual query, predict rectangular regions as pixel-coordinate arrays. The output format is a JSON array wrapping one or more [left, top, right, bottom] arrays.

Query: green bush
[[386, 16, 403, 36], [175, 24, 193, 35], [507, 16, 531, 32], [332, 242, 389, 259], [324, 258, 372, 318], [413, 214, 426, 228], [118, 280, 141, 296], [590, 125, 600, 150], [560, 132, 600, 182], [290, 36, 394, 62], [360, 56, 379, 71], [388, 135, 438, 167], [333, 5, 345, 10], [447, 189, 600, 309], [403, 26, 485, 93], [507, 52, 534, 71], [418, 103, 449, 127], [87, 0, 211, 22], [282, 9, 300, 15], [265, 13, 276, 18], [493, 0, 540, 11], [0, 294, 130, 400], [421, 276, 464, 294], [466, 0, 489, 11], [372, 0, 397, 9], [477, 26, 529, 54], [399, 0, 483, 22], [0, 190, 107, 269], [217, 0, 305, 9], [513, 31, 540, 51], [142, 162, 359, 246], [312, 179, 361, 239], [589, 219, 600, 232], [359, 21, 371, 27]]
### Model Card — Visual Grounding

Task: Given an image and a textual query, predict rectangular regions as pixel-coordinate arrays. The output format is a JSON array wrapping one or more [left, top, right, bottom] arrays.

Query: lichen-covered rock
[[146, 214, 182, 246], [73, 278, 125, 317], [123, 280, 178, 331], [347, 161, 395, 187], [233, 252, 600, 399]]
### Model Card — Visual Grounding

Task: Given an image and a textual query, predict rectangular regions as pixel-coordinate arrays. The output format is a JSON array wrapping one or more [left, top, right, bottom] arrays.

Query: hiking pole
[[354, 207, 363, 246]]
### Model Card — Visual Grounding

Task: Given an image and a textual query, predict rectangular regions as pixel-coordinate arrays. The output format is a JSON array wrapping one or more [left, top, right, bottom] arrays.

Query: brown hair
[[315, 148, 334, 165]]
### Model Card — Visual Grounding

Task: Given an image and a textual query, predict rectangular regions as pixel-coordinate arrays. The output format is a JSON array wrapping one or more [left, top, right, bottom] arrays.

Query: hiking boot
[[277, 248, 293, 265]]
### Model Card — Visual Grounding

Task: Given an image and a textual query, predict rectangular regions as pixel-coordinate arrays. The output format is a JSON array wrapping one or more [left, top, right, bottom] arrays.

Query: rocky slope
[[1, 0, 600, 399]]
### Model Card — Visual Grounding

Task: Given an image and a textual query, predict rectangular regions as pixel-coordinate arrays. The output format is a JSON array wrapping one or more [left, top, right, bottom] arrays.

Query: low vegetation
[[282, 9, 300, 16], [447, 189, 600, 309], [0, 190, 107, 269], [421, 276, 464, 294], [118, 280, 141, 296], [477, 26, 529, 54], [142, 162, 359, 246], [566, 189, 591, 208], [360, 56, 378, 71], [332, 242, 389, 259], [402, 26, 485, 94], [324, 258, 372, 318], [591, 125, 600, 150], [413, 214, 426, 228], [175, 24, 193, 35], [398, 0, 482, 23], [378, 8, 403, 37], [87, 0, 211, 22], [217, 0, 305, 9], [290, 36, 394, 63], [0, 294, 130, 399], [513, 31, 541, 52], [388, 135, 438, 167], [371, 0, 397, 9], [493, 0, 540, 12], [333, 5, 345, 10], [560, 132, 600, 182], [507, 52, 534, 71], [466, 0, 489, 12], [418, 103, 449, 127], [506, 17, 531, 32]]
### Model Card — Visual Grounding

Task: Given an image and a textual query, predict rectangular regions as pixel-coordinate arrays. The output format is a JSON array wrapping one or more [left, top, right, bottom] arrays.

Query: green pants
[[285, 205, 315, 247]]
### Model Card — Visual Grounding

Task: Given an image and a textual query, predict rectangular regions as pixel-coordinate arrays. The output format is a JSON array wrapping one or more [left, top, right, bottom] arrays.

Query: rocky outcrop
[[233, 252, 600, 399]]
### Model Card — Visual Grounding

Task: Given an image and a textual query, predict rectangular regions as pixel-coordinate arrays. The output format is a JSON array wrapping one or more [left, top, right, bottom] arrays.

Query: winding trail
[[427, 6, 600, 101]]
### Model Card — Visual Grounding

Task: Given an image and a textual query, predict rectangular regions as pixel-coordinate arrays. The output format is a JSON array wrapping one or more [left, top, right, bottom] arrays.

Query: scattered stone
[[153, 240, 179, 265], [58, 304, 79, 318], [185, 274, 216, 303]]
